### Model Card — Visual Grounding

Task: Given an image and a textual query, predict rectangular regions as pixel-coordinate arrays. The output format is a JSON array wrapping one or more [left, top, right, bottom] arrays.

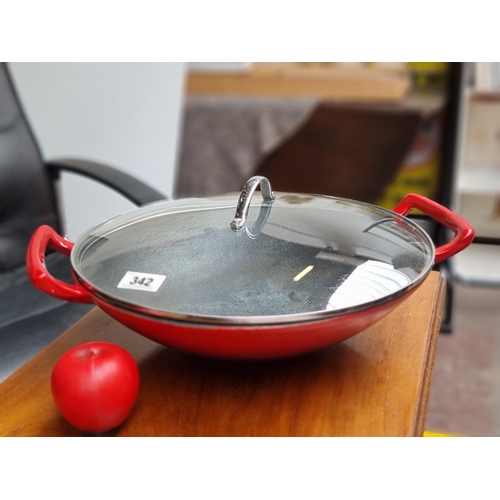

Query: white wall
[[9, 62, 186, 240]]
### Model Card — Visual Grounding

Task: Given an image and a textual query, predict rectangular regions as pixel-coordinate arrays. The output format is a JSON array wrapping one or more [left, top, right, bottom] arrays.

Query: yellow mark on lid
[[293, 265, 314, 282]]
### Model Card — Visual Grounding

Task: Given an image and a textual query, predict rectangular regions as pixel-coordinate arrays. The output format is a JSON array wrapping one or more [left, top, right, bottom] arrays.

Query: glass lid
[[71, 176, 435, 325]]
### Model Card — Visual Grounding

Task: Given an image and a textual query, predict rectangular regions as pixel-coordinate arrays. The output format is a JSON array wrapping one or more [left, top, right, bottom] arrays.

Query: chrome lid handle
[[230, 176, 275, 231]]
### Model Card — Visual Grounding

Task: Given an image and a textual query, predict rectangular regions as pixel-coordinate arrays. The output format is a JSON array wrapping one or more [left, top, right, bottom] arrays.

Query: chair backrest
[[0, 62, 61, 272]]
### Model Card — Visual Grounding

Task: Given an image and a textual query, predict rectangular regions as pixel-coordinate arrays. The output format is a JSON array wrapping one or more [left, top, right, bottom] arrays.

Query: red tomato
[[51, 342, 140, 433]]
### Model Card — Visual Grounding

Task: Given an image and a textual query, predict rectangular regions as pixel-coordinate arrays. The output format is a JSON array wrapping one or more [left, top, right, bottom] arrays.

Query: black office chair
[[0, 62, 167, 381]]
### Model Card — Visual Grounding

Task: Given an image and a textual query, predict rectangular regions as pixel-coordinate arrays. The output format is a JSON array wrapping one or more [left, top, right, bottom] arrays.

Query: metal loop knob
[[230, 176, 275, 231]]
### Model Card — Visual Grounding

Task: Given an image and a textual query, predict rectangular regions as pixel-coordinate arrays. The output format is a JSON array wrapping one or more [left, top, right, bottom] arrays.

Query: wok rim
[[75, 267, 431, 326]]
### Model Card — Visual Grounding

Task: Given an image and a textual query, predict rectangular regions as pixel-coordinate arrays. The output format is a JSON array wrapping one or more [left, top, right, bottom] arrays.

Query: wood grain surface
[[186, 64, 410, 102], [0, 272, 445, 437]]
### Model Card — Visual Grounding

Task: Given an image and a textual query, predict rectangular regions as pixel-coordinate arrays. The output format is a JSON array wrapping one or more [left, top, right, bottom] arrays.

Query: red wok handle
[[393, 194, 475, 263], [27, 225, 94, 303]]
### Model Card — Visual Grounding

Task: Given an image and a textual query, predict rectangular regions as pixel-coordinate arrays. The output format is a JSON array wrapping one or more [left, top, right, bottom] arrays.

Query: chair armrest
[[472, 236, 500, 245], [46, 158, 167, 207]]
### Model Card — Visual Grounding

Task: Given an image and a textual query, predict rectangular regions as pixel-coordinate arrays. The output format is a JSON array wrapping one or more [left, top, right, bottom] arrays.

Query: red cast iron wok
[[27, 176, 474, 360]]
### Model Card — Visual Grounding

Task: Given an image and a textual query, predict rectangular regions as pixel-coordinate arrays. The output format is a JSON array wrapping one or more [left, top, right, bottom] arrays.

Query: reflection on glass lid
[[71, 191, 434, 324]]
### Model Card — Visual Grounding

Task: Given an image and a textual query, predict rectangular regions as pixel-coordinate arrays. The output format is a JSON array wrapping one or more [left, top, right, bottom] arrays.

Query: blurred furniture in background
[[177, 62, 450, 207], [253, 104, 421, 202], [451, 62, 500, 287], [174, 95, 319, 198], [176, 62, 417, 200], [186, 62, 411, 102], [0, 62, 166, 382]]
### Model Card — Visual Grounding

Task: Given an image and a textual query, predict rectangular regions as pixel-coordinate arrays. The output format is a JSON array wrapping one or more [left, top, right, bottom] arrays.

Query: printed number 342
[[130, 276, 153, 286]]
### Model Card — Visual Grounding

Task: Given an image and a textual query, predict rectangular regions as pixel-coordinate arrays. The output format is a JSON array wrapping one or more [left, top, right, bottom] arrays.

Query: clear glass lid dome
[[71, 177, 434, 324]]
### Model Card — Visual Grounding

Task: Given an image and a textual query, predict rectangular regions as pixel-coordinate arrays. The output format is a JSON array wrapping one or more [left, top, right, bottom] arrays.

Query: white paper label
[[117, 271, 166, 292]]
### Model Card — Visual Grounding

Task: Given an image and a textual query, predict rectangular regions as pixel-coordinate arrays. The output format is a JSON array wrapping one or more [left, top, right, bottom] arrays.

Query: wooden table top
[[0, 272, 445, 437]]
